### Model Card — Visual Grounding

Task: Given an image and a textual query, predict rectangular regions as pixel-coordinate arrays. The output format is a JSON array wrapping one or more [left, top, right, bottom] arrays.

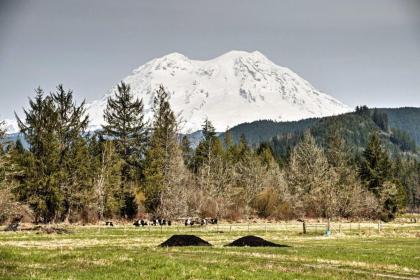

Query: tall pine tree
[[359, 132, 392, 195], [103, 82, 148, 177], [16, 88, 62, 222], [359, 132, 406, 221], [15, 86, 93, 222], [143, 85, 181, 214], [193, 119, 223, 172], [52, 85, 90, 221], [102, 82, 148, 218]]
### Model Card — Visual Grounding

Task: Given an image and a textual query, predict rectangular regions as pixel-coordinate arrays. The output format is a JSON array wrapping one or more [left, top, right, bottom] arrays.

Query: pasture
[[0, 222, 419, 279]]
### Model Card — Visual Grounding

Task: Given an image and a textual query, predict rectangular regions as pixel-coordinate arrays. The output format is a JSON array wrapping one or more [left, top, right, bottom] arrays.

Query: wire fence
[[126, 221, 419, 235]]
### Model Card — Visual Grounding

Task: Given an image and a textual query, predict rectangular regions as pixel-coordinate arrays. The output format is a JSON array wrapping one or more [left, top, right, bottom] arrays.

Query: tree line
[[0, 83, 418, 224]]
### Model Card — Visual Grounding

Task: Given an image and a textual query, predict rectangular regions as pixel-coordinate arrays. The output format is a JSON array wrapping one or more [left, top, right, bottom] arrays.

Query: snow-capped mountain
[[89, 50, 351, 132], [2, 118, 19, 134]]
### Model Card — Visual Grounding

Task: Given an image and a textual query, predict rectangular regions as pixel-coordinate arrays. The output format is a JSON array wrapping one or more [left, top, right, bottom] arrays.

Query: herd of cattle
[[104, 218, 218, 227]]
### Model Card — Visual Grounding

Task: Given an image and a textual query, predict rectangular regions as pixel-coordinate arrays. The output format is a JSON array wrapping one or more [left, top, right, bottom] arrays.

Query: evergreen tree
[[103, 82, 148, 180], [236, 134, 251, 161], [359, 132, 392, 195], [192, 119, 223, 172], [223, 129, 237, 164], [143, 85, 181, 214], [51, 85, 90, 221], [15, 86, 93, 222], [102, 82, 148, 218], [256, 142, 276, 168], [355, 105, 370, 118], [16, 88, 62, 222], [359, 132, 405, 221]]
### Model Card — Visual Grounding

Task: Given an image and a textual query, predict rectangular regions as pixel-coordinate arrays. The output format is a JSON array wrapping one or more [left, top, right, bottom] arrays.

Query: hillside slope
[[223, 107, 420, 158]]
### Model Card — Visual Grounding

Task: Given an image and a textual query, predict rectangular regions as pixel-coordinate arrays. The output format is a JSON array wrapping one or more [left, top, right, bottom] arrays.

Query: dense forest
[[0, 84, 419, 225], [224, 107, 420, 150]]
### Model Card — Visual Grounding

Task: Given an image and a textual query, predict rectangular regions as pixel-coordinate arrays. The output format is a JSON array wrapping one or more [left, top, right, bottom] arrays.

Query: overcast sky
[[1, 0, 419, 120]]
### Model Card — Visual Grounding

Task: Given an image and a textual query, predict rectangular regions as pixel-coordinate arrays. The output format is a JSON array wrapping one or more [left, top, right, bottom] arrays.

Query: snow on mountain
[[88, 50, 351, 133], [1, 118, 19, 134]]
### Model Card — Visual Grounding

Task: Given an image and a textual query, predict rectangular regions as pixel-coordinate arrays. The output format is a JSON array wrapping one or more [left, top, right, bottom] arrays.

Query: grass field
[[0, 222, 419, 280]]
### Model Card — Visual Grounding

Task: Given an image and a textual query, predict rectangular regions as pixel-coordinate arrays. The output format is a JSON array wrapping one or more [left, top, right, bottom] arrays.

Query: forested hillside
[[381, 107, 420, 145], [223, 107, 420, 158]]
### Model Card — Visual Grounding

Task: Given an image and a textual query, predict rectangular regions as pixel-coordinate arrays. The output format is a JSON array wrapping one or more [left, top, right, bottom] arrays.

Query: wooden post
[[378, 220, 381, 232], [303, 221, 307, 234]]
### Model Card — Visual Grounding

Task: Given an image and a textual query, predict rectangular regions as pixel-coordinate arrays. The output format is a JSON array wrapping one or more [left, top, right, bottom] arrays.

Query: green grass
[[0, 224, 419, 279]]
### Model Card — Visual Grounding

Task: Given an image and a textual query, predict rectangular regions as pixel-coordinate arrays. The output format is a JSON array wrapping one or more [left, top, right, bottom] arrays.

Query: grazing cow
[[105, 221, 114, 227], [134, 219, 148, 227], [185, 218, 194, 226]]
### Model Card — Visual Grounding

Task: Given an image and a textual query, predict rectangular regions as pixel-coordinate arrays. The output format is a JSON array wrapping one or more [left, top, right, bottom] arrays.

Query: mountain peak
[[87, 51, 351, 133], [159, 52, 189, 61]]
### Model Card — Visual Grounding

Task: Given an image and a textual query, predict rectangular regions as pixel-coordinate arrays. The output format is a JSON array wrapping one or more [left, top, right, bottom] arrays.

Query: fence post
[[303, 221, 307, 234], [378, 220, 381, 232], [358, 222, 361, 235]]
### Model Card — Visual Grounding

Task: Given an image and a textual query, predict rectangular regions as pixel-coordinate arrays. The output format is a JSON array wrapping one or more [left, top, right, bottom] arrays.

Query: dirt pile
[[226, 235, 289, 247], [159, 235, 212, 247]]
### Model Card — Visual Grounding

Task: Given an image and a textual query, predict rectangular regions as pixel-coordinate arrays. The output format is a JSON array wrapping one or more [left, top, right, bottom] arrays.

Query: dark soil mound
[[159, 235, 212, 247], [226, 235, 289, 247]]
